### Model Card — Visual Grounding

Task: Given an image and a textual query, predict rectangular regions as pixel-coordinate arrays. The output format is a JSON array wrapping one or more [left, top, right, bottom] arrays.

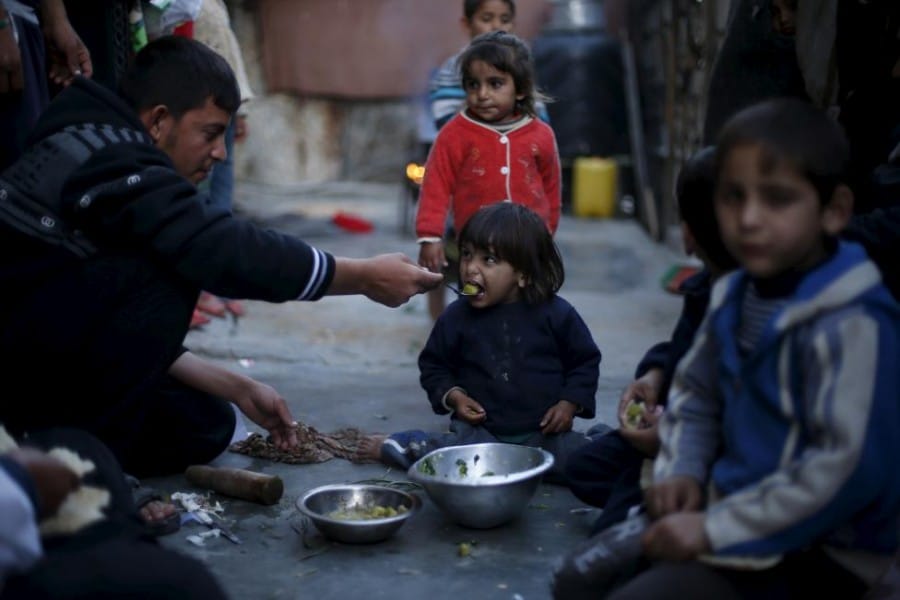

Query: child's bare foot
[[352, 435, 387, 463], [134, 492, 180, 536]]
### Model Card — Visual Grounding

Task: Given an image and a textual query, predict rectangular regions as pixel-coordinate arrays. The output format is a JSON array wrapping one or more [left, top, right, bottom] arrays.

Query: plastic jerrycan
[[573, 157, 617, 218]]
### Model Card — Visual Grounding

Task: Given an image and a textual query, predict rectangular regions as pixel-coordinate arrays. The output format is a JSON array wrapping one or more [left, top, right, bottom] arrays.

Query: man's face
[[155, 97, 231, 184]]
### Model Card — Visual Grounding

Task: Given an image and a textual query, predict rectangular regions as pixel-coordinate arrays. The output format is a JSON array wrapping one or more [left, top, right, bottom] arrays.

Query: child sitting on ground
[[418, 30, 560, 320], [564, 146, 738, 533], [605, 98, 900, 599], [359, 203, 600, 481]]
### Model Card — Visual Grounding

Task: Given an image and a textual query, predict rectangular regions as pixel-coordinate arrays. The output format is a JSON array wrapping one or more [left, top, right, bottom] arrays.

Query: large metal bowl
[[407, 443, 554, 529], [296, 484, 419, 544]]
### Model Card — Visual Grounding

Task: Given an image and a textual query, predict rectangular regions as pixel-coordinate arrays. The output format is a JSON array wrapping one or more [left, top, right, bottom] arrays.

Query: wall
[[229, 0, 550, 184]]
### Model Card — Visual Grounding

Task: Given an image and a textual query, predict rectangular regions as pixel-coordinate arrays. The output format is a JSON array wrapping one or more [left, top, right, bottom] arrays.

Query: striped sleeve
[[704, 312, 891, 556]]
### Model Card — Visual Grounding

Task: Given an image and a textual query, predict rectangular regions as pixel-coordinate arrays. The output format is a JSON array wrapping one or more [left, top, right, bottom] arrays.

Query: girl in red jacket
[[416, 30, 561, 320]]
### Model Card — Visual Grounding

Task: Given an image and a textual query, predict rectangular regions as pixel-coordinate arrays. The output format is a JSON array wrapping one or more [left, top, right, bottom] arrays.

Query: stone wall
[[228, 0, 417, 184]]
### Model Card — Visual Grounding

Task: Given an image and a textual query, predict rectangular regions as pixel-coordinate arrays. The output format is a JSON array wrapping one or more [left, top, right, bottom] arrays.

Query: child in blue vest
[[609, 98, 900, 598]]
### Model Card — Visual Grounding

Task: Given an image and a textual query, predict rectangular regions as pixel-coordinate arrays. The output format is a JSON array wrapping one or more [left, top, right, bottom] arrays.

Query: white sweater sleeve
[[0, 468, 42, 581]]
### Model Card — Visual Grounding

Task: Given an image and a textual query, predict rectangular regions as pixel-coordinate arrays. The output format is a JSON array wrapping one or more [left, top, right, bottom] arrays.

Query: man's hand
[[540, 400, 578, 434], [642, 512, 710, 561], [330, 254, 443, 307], [232, 379, 297, 450], [448, 390, 486, 425], [644, 475, 704, 519], [41, 0, 92, 86], [9, 448, 80, 518], [0, 16, 24, 94], [418, 241, 447, 274]]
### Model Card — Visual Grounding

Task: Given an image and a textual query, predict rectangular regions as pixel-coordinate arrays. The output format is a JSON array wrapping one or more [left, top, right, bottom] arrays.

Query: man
[[0, 36, 442, 479]]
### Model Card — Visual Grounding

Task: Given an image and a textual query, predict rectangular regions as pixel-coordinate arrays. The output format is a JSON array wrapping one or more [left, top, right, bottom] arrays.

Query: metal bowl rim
[[406, 443, 555, 487], [295, 483, 420, 526]]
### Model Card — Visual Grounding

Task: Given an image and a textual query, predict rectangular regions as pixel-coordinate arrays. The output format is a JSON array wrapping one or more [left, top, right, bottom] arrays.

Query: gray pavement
[[150, 181, 686, 600]]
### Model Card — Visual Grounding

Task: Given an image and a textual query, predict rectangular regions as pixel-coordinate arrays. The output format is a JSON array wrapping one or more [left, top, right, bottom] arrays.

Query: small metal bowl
[[408, 443, 554, 529], [296, 484, 420, 544]]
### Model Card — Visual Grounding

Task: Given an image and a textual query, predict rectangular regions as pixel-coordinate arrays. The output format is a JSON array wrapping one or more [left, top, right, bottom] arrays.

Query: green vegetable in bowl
[[455, 458, 468, 477], [328, 504, 409, 521], [418, 456, 436, 476]]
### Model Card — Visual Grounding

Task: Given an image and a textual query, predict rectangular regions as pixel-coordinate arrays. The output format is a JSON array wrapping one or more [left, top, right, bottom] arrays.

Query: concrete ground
[[148, 181, 686, 600]]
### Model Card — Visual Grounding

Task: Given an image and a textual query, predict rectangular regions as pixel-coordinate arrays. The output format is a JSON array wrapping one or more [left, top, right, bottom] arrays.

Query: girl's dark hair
[[464, 0, 515, 20], [676, 146, 738, 271], [119, 36, 241, 119], [458, 203, 564, 304], [715, 98, 850, 205], [458, 31, 545, 118]]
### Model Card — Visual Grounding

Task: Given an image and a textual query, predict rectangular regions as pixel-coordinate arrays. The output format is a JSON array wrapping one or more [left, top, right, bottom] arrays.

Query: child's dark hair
[[716, 98, 850, 205], [676, 146, 738, 271], [458, 203, 563, 304], [119, 36, 241, 119], [464, 0, 515, 20], [458, 31, 545, 118]]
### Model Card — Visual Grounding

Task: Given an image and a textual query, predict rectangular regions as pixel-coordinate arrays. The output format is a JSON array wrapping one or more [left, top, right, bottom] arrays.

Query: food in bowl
[[327, 504, 409, 521], [296, 484, 419, 543]]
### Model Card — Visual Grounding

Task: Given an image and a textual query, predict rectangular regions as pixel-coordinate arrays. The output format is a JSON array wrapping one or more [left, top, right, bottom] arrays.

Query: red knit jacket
[[415, 112, 561, 239]]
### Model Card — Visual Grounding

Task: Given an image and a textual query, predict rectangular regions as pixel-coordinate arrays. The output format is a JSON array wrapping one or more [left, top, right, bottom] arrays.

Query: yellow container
[[573, 157, 617, 218]]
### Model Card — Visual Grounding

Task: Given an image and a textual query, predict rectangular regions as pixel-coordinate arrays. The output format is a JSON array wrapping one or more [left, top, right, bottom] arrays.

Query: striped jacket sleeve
[[704, 310, 897, 556]]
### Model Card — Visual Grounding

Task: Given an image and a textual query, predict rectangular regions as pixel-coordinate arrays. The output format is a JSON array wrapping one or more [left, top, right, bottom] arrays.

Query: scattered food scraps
[[458, 542, 472, 558]]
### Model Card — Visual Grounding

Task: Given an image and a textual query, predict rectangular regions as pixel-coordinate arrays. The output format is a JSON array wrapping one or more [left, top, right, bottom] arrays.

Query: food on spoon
[[461, 283, 481, 295], [456, 458, 468, 477]]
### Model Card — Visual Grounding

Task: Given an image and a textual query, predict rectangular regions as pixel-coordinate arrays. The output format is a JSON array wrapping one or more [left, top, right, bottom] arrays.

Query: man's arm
[[0, 3, 23, 94], [168, 352, 298, 450], [327, 255, 442, 308]]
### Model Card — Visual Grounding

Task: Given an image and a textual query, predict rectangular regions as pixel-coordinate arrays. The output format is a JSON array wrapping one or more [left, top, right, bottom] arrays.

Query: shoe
[[196, 291, 227, 317], [190, 309, 210, 329]]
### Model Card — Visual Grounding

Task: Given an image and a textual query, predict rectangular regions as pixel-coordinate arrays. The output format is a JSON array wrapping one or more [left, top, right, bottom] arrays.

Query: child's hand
[[641, 512, 710, 561], [418, 241, 447, 274], [448, 390, 486, 425], [617, 368, 663, 427], [540, 400, 578, 434], [645, 475, 704, 519]]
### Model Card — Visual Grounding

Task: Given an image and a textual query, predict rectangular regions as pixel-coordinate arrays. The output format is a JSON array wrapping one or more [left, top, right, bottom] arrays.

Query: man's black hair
[[118, 36, 241, 119], [458, 202, 563, 305], [716, 98, 850, 206], [677, 146, 738, 271]]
